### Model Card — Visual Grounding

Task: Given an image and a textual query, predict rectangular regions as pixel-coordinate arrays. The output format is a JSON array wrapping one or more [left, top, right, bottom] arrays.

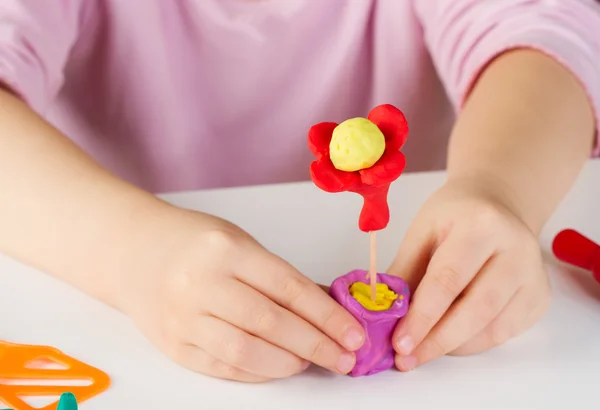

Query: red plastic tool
[[552, 229, 600, 283]]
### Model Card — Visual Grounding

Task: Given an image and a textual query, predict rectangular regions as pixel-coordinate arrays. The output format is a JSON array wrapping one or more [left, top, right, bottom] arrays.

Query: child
[[0, 0, 598, 382]]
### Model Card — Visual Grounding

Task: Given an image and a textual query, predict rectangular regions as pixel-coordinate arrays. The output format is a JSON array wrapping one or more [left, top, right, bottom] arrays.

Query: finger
[[393, 229, 496, 356], [318, 284, 330, 293], [396, 255, 517, 370], [169, 344, 270, 383], [387, 221, 435, 291], [208, 279, 356, 375], [450, 281, 551, 356], [235, 246, 365, 352], [190, 315, 309, 379]]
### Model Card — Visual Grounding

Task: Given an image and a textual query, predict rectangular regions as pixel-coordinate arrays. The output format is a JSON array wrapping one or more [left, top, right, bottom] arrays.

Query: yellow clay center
[[349, 282, 401, 311], [329, 118, 385, 172]]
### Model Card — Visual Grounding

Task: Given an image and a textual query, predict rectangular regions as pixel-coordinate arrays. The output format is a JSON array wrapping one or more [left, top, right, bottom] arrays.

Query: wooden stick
[[369, 231, 377, 301]]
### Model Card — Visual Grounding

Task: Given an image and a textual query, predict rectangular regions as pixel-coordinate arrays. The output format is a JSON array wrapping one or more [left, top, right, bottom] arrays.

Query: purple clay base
[[329, 269, 410, 377]]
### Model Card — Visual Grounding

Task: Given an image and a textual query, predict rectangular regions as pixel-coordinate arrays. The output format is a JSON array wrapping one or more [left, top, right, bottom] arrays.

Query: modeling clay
[[57, 392, 78, 410], [308, 104, 408, 232], [309, 104, 411, 376], [0, 341, 110, 410], [349, 282, 399, 311], [552, 229, 600, 283], [329, 118, 386, 171], [330, 270, 410, 377]]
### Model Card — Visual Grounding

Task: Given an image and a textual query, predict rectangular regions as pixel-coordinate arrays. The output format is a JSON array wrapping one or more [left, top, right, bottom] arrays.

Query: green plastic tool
[[57, 393, 78, 410]]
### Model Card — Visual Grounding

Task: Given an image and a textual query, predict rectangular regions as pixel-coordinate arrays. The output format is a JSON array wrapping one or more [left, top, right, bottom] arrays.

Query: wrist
[[445, 169, 540, 234], [100, 196, 196, 314], [445, 50, 593, 236]]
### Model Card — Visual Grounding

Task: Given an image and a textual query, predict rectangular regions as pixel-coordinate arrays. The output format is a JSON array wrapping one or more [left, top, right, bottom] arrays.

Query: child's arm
[[413, 0, 600, 229], [389, 0, 599, 371], [447, 48, 595, 234], [0, 87, 169, 308]]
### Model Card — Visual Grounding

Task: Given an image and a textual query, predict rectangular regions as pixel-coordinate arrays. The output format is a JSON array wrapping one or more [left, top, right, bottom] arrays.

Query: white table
[[2, 160, 600, 410]]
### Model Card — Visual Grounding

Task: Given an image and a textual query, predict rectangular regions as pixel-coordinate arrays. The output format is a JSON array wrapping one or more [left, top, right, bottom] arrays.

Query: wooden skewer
[[369, 231, 377, 301]]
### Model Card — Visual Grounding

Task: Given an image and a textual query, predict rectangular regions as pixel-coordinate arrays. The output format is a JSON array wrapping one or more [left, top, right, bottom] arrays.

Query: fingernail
[[336, 352, 355, 374], [397, 355, 417, 372], [301, 360, 311, 370], [343, 327, 364, 350], [396, 335, 414, 355]]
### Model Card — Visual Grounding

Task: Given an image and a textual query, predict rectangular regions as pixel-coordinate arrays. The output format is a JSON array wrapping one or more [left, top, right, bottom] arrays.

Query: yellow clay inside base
[[349, 282, 401, 311]]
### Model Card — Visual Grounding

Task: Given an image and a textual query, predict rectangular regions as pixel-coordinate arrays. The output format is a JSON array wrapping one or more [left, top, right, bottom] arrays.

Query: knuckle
[[167, 343, 189, 365], [203, 229, 238, 255], [409, 308, 438, 330], [468, 202, 505, 237], [489, 321, 515, 346], [279, 276, 337, 329], [279, 276, 306, 304], [166, 316, 181, 334], [307, 338, 328, 362], [467, 202, 506, 241], [477, 290, 505, 321], [253, 307, 279, 333], [424, 335, 449, 356], [432, 267, 465, 298], [516, 233, 542, 260], [164, 315, 186, 340], [203, 353, 244, 380], [167, 267, 211, 304], [168, 268, 193, 294], [223, 335, 248, 366], [163, 270, 197, 310], [316, 305, 337, 330], [219, 362, 242, 379], [282, 358, 307, 377]]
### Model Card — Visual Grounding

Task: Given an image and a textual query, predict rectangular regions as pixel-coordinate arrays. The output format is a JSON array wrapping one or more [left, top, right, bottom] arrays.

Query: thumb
[[386, 222, 435, 292]]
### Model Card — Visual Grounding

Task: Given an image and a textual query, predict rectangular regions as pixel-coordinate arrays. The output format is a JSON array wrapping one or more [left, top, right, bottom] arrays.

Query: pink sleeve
[[414, 0, 600, 156], [0, 0, 84, 114]]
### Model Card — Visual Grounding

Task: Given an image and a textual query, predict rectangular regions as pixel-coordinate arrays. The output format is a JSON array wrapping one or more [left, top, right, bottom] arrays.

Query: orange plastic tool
[[0, 340, 110, 410]]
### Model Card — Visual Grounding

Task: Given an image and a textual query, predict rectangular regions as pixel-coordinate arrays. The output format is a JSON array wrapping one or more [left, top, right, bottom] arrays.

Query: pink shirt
[[1, 0, 599, 192]]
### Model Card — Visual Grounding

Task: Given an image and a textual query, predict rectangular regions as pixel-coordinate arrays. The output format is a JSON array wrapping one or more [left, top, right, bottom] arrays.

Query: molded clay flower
[[308, 104, 409, 232], [329, 269, 410, 377]]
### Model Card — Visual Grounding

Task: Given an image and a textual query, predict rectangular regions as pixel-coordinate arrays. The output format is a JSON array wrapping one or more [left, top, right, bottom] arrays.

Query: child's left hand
[[388, 178, 552, 371]]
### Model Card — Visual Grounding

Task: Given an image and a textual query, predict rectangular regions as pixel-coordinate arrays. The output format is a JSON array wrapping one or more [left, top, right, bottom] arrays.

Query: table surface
[[2, 160, 600, 410]]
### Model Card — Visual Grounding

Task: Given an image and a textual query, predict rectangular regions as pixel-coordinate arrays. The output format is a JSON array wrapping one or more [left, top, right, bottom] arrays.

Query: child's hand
[[388, 179, 551, 371], [118, 209, 364, 382]]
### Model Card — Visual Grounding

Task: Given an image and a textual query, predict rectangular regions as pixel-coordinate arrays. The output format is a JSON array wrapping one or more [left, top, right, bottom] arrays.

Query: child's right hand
[[117, 208, 365, 382]]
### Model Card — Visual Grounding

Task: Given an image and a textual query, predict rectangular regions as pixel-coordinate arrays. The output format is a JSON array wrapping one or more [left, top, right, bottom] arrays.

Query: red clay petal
[[308, 122, 337, 158], [367, 104, 408, 151], [310, 157, 361, 193], [359, 150, 406, 186]]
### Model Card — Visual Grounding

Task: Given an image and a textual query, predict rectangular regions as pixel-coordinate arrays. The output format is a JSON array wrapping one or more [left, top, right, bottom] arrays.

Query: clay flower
[[308, 104, 408, 232]]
